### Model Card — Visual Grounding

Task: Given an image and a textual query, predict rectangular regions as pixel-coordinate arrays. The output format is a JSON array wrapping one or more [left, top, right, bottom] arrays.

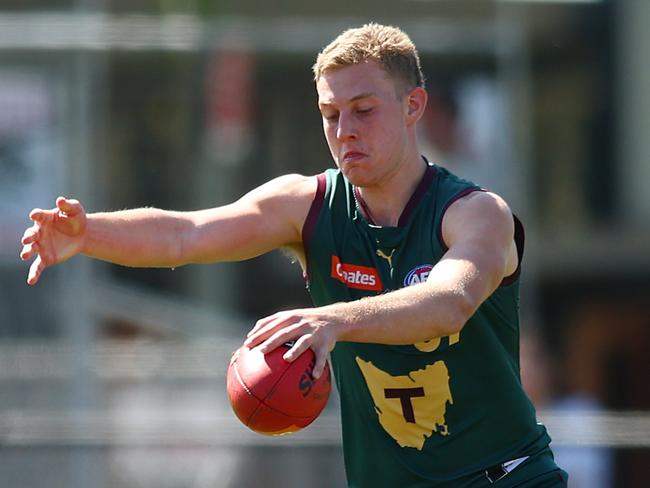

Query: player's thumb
[[56, 196, 83, 216], [55, 196, 86, 236], [313, 351, 328, 380]]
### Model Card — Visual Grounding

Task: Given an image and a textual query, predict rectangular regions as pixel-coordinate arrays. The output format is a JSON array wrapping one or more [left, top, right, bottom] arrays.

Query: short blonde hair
[[313, 23, 425, 95]]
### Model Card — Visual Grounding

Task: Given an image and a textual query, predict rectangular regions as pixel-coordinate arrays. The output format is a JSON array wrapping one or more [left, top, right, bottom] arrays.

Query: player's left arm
[[246, 191, 518, 378]]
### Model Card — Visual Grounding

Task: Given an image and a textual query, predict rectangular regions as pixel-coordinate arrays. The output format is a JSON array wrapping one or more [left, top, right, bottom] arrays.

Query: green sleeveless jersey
[[301, 163, 551, 487]]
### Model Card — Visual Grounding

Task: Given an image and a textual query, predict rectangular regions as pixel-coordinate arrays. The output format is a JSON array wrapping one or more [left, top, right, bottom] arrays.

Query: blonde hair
[[313, 23, 425, 95]]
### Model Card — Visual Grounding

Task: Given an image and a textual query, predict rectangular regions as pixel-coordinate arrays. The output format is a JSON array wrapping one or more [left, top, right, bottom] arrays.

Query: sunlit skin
[[317, 61, 429, 226]]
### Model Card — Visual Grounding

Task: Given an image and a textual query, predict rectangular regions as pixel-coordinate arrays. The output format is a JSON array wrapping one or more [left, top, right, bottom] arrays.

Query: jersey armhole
[[435, 187, 524, 287], [500, 214, 525, 287], [301, 172, 327, 281]]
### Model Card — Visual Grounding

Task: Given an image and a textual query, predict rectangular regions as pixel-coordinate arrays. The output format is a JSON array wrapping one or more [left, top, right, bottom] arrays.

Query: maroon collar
[[354, 163, 436, 227]]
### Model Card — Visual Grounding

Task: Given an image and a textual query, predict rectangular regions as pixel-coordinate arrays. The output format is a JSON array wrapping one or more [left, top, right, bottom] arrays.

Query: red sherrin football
[[226, 343, 332, 435]]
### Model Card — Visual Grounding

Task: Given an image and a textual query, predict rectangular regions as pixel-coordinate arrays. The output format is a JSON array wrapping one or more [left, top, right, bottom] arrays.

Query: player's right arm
[[20, 174, 316, 285]]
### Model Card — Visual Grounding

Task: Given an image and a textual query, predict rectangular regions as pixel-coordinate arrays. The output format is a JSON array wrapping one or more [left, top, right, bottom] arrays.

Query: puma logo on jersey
[[331, 256, 383, 291]]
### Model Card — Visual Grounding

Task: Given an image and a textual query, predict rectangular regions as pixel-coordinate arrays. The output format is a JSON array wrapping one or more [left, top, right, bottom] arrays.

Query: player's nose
[[336, 112, 357, 141]]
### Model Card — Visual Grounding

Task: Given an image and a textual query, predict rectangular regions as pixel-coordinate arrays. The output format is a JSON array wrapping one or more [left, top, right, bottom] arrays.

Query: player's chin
[[340, 164, 371, 187]]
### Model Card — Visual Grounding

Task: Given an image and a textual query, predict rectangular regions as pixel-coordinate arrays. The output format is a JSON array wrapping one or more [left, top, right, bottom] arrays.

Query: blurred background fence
[[0, 1, 649, 487]]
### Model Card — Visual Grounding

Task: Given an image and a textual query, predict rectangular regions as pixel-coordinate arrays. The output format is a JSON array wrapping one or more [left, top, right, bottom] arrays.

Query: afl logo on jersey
[[404, 265, 433, 287]]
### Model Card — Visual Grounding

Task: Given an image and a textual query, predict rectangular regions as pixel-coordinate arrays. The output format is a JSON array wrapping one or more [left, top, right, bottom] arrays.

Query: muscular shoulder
[[442, 190, 514, 249], [441, 190, 519, 282], [241, 173, 316, 208], [239, 173, 318, 238]]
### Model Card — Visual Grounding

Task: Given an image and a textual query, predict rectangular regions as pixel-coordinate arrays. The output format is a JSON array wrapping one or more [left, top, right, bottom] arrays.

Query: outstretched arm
[[245, 190, 519, 378], [20, 174, 316, 285]]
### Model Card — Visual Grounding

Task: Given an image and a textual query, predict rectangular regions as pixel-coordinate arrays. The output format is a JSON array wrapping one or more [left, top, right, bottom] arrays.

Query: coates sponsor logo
[[331, 256, 383, 291], [404, 264, 433, 287]]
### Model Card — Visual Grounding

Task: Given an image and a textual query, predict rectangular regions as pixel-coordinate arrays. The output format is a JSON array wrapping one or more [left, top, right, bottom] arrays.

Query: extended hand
[[244, 307, 342, 379], [20, 197, 88, 285]]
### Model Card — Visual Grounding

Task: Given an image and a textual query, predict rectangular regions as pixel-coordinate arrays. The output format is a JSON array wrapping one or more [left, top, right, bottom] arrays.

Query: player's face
[[316, 61, 411, 187]]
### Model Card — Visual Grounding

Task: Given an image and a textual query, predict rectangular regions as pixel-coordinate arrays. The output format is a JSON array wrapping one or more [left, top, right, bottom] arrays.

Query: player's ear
[[405, 86, 427, 126]]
